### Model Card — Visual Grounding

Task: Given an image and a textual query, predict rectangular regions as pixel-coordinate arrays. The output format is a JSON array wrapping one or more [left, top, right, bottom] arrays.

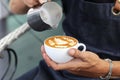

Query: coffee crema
[[45, 36, 78, 48]]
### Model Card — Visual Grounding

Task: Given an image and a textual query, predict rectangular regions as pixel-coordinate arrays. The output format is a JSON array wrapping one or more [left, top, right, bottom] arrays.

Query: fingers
[[41, 45, 51, 66], [40, 45, 71, 70], [41, 46, 83, 70], [23, 0, 51, 8], [41, 45, 46, 54], [41, 45, 45, 57], [41, 46, 85, 71], [68, 48, 85, 60], [42, 51, 51, 66], [23, 0, 39, 7], [44, 55, 73, 70], [41, 46, 101, 72], [41, 45, 65, 69], [41, 45, 58, 67]]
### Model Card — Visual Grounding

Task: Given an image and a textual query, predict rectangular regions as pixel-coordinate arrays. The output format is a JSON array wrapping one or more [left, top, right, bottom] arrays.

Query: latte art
[[45, 36, 78, 48], [44, 35, 86, 63]]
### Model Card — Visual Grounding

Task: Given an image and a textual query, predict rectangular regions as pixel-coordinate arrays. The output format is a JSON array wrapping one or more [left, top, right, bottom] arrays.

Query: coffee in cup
[[44, 35, 86, 63]]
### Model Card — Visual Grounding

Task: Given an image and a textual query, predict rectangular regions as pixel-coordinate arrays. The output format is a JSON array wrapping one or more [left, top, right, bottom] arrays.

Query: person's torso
[[62, 0, 120, 60]]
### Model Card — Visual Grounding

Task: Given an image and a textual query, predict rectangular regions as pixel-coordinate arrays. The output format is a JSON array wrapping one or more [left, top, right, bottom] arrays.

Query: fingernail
[[69, 49, 75, 56]]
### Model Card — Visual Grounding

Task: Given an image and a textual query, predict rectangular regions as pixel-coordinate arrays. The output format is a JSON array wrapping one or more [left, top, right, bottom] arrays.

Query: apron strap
[[112, 0, 120, 15]]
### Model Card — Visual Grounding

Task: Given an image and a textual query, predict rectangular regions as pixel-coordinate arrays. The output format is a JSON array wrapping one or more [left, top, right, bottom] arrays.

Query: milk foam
[[48, 37, 76, 48], [54, 38, 68, 45]]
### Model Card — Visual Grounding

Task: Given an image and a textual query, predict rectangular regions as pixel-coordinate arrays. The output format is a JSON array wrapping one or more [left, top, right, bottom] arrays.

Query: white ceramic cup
[[44, 36, 86, 63]]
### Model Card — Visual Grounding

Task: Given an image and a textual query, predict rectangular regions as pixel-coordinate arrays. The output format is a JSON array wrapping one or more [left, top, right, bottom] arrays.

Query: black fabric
[[17, 60, 120, 80], [85, 0, 114, 3], [62, 0, 120, 59]]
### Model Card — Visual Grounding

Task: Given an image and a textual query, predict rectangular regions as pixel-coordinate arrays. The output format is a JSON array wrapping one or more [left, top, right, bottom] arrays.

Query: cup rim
[[44, 35, 78, 49]]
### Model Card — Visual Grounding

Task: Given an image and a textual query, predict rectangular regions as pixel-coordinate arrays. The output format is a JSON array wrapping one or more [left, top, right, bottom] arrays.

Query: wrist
[[87, 59, 109, 77], [96, 59, 110, 76], [100, 59, 113, 80]]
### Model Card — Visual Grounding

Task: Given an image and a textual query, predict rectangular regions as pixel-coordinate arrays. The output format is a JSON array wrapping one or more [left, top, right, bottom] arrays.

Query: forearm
[[69, 59, 120, 79], [93, 60, 120, 78], [94, 60, 120, 78], [9, 0, 29, 14], [112, 61, 120, 77]]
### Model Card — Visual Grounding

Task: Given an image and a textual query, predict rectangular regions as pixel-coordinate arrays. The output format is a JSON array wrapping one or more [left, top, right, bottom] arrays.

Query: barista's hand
[[41, 45, 109, 78], [22, 0, 40, 7], [22, 0, 51, 7]]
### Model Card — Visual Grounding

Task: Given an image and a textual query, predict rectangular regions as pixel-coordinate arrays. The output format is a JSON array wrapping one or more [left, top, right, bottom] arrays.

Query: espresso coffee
[[45, 36, 78, 48]]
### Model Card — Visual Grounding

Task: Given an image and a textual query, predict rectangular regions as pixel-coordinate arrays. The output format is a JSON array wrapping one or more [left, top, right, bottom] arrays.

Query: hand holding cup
[[44, 35, 86, 63]]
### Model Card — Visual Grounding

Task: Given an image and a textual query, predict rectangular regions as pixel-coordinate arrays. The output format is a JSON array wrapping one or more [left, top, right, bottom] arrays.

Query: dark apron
[[62, 0, 120, 60], [17, 0, 120, 80]]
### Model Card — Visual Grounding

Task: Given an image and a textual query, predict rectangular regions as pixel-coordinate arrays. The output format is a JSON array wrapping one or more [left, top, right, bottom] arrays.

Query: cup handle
[[78, 43, 86, 52]]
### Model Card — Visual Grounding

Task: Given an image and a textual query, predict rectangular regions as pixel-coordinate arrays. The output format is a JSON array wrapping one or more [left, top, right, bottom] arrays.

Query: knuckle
[[74, 50, 80, 57], [29, 0, 39, 6], [70, 68, 76, 71], [53, 67, 59, 70], [23, 0, 36, 8], [52, 65, 59, 70]]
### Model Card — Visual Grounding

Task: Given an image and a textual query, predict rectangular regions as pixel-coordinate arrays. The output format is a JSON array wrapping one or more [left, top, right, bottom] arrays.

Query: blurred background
[[0, 0, 64, 79]]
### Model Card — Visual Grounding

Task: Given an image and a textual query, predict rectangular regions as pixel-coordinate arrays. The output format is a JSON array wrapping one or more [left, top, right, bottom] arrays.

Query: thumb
[[68, 48, 85, 59]]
